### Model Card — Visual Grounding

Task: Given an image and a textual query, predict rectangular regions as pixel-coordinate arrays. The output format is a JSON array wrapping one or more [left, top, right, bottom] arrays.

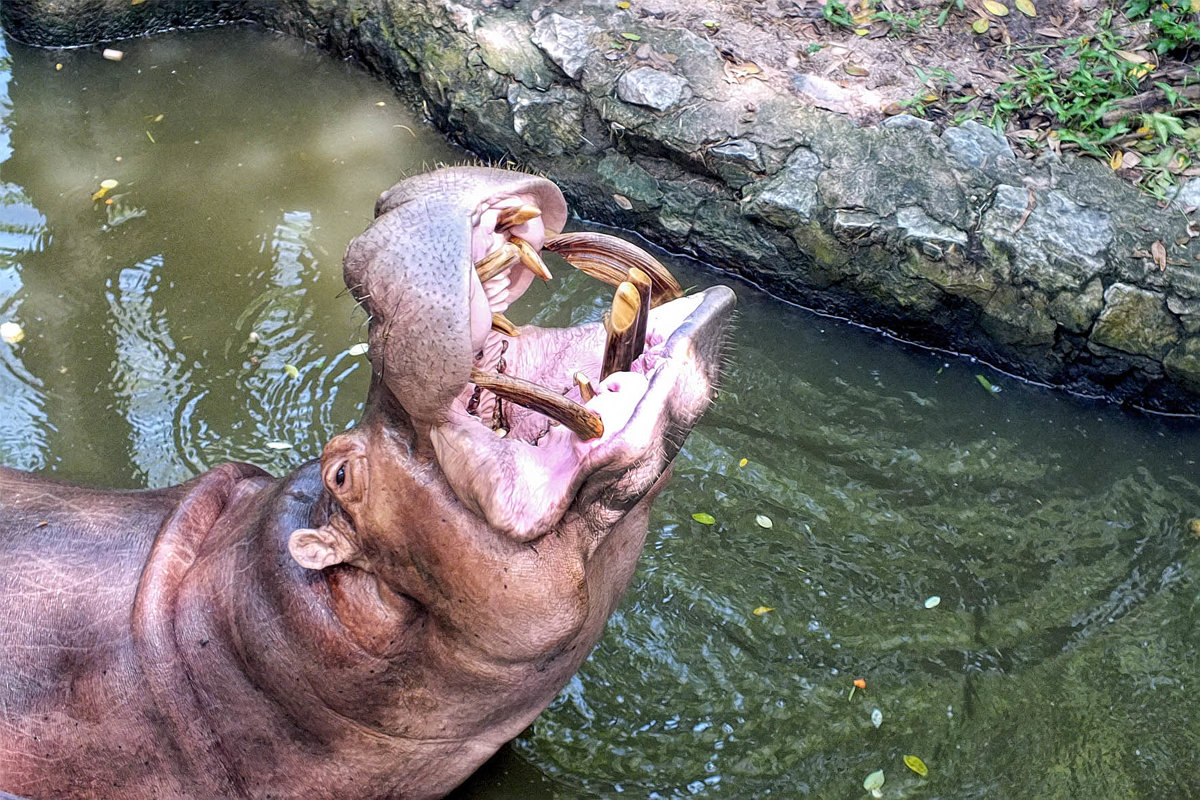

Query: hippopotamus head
[[287, 164, 732, 686]]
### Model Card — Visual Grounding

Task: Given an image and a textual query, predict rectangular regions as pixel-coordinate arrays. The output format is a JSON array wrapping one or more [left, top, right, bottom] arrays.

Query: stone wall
[[7, 0, 1200, 412]]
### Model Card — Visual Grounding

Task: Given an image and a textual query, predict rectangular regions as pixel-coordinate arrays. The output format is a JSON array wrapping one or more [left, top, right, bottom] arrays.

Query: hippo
[[0, 167, 735, 800]]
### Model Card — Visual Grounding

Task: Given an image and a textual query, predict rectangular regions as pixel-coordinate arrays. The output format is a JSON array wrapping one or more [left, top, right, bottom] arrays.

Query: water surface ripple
[[0, 26, 1195, 800]]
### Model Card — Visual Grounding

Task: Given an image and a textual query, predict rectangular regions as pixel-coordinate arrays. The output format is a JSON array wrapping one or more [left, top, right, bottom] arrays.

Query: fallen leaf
[[613, 194, 633, 210], [617, 0, 631, 7], [975, 374, 1000, 393], [1109, 150, 1124, 170], [925, 595, 942, 608], [620, 32, 641, 41], [0, 322, 24, 344], [1123, 151, 1142, 169], [755, 514, 773, 528], [348, 342, 369, 356], [904, 754, 929, 777], [265, 441, 293, 450], [692, 512, 716, 525], [1015, 0, 1036, 15], [871, 707, 883, 728], [284, 363, 301, 379], [738, 457, 748, 467], [1035, 26, 1065, 38], [1152, 240, 1167, 271], [843, 63, 869, 77], [982, 0, 1009, 15], [863, 769, 885, 792], [972, 18, 990, 33], [1115, 49, 1149, 64], [752, 606, 774, 615]]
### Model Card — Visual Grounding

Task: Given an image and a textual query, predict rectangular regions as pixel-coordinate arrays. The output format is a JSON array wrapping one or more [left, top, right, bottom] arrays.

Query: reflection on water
[[0, 24, 1197, 800]]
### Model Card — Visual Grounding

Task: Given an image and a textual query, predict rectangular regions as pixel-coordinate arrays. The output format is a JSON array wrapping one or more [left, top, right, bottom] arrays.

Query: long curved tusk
[[470, 367, 604, 440], [542, 232, 683, 307]]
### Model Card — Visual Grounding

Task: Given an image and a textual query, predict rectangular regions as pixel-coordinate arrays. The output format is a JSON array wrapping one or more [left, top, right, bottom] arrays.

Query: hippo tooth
[[490, 312, 520, 337], [475, 242, 519, 282], [510, 236, 553, 281], [470, 366, 604, 440], [496, 204, 542, 230], [574, 371, 596, 403], [601, 281, 642, 380], [543, 232, 683, 307]]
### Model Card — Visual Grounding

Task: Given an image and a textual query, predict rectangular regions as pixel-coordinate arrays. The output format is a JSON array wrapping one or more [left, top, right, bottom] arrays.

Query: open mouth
[[458, 201, 714, 448]]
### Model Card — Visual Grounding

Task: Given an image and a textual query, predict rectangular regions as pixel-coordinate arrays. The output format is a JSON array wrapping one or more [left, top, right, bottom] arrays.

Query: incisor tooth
[[574, 372, 596, 403], [475, 243, 519, 282], [491, 313, 520, 337]]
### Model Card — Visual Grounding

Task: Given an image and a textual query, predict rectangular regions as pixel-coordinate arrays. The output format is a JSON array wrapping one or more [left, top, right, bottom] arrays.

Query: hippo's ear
[[288, 526, 360, 571]]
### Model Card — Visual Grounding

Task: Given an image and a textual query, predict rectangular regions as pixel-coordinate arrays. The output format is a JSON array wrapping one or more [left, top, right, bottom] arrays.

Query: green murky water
[[1, 26, 1197, 800]]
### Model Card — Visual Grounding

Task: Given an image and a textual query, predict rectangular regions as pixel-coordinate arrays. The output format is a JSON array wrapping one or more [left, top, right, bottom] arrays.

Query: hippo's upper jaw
[[338, 166, 735, 544]]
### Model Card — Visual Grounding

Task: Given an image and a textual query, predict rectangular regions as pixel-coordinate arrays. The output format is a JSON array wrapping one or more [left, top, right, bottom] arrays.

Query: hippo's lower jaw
[[431, 284, 733, 542]]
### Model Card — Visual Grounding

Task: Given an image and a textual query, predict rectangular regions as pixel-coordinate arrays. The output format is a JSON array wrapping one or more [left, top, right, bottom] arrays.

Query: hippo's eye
[[335, 465, 346, 486]]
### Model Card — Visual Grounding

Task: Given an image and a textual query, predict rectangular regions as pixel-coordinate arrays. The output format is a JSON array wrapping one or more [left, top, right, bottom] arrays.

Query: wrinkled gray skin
[[0, 167, 735, 799]]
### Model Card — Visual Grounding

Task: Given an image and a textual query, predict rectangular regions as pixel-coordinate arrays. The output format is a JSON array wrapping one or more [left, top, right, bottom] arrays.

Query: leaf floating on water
[[755, 514, 773, 528], [982, 0, 1009, 14], [92, 179, 119, 201], [753, 606, 774, 616], [1015, 0, 1036, 15], [738, 457, 748, 468], [265, 441, 293, 450], [925, 595, 942, 608], [283, 364, 301, 379], [348, 342, 369, 356], [0, 322, 24, 344], [863, 769, 885, 793], [904, 754, 929, 777], [975, 374, 1000, 394], [692, 512, 716, 525], [871, 707, 883, 728]]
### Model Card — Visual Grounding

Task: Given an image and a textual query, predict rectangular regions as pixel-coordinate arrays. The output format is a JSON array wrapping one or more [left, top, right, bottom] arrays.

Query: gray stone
[[982, 286, 1057, 347], [597, 152, 663, 207], [895, 206, 967, 249], [833, 209, 881, 237], [942, 120, 1015, 168], [1171, 178, 1200, 211], [1164, 336, 1200, 392], [882, 114, 936, 134], [616, 67, 688, 111], [981, 185, 1113, 293], [1168, 294, 1200, 334], [475, 19, 555, 90], [1091, 283, 1181, 360], [1049, 278, 1104, 334], [506, 84, 585, 157], [531, 13, 598, 80], [741, 147, 822, 228]]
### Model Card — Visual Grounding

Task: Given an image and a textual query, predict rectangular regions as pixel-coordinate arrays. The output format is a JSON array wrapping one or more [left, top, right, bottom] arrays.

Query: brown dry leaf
[[1152, 240, 1168, 271], [1035, 26, 1065, 37], [613, 194, 633, 211], [723, 59, 765, 83], [1115, 49, 1150, 64], [983, 0, 1009, 15], [843, 63, 870, 77], [1015, 0, 1036, 14]]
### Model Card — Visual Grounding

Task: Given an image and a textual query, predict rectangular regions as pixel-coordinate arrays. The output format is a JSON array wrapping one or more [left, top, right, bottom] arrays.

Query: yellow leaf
[[843, 63, 869, 77], [131, 0, 146, 5], [854, 27, 869, 35], [972, 17, 990, 33], [1193, 0, 1200, 11], [1109, 150, 1124, 170], [982, 0, 1009, 15], [753, 606, 774, 615], [738, 457, 748, 467], [1015, 0, 1036, 15], [904, 755, 929, 777], [617, 0, 631, 7]]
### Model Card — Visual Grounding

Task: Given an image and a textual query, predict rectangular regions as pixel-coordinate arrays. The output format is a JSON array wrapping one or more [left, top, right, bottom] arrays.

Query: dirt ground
[[624, 0, 1198, 189]]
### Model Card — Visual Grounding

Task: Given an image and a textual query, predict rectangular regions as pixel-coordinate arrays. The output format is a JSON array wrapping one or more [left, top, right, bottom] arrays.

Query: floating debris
[[904, 754, 929, 777], [92, 179, 119, 202], [102, 49, 124, 62], [265, 441, 293, 450], [348, 342, 369, 356], [925, 595, 942, 609], [755, 514, 773, 529], [0, 322, 24, 344], [691, 512, 716, 525], [752, 606, 774, 616], [863, 769, 885, 797], [871, 707, 883, 728], [283, 364, 300, 379]]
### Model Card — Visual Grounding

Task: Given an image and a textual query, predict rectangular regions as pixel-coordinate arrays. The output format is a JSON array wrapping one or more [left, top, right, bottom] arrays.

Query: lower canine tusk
[[471, 367, 604, 440], [601, 281, 642, 380]]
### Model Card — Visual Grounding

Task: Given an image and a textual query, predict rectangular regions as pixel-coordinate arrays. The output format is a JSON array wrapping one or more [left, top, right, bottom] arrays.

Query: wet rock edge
[[6, 0, 1200, 414]]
